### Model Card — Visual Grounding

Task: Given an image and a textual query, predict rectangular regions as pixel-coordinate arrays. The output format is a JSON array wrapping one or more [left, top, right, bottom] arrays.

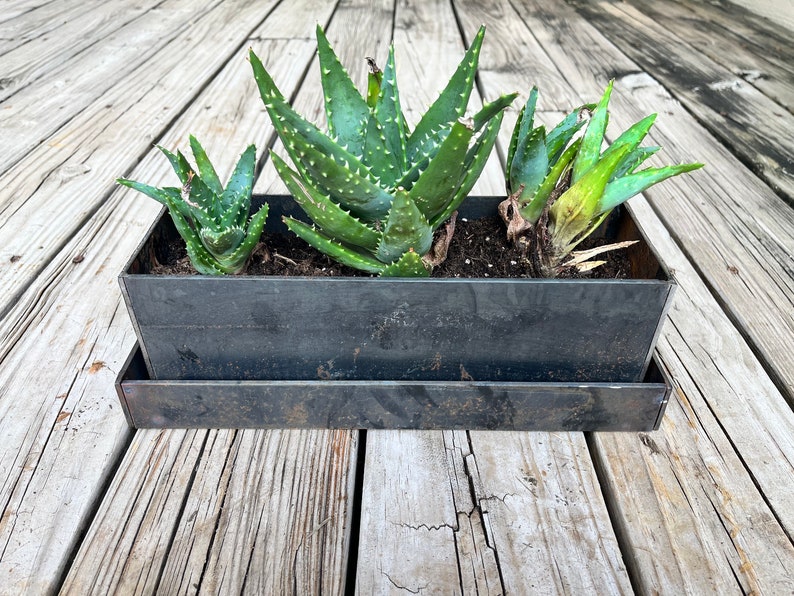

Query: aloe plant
[[250, 26, 516, 276], [118, 136, 268, 275], [501, 82, 703, 276]]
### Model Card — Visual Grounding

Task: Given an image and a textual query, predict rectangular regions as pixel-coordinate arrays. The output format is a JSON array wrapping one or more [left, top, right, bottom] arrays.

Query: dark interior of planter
[[124, 195, 670, 281]]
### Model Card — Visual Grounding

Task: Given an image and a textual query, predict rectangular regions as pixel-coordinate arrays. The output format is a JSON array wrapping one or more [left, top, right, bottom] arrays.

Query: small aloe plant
[[250, 26, 517, 276], [118, 136, 268, 275], [501, 82, 703, 276]]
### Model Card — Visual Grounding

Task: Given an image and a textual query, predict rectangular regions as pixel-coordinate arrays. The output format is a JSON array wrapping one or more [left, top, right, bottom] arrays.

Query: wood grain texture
[[353, 1, 630, 593], [724, 0, 794, 32], [0, 0, 160, 100], [595, 196, 794, 593], [0, 0, 281, 316], [567, 0, 794, 204], [624, 0, 794, 111], [456, 0, 794, 590], [0, 1, 340, 592], [62, 429, 357, 595]]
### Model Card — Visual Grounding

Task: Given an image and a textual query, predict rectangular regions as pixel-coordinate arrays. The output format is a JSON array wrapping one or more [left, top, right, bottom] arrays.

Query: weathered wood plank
[[457, 0, 794, 589], [625, 0, 794, 110], [62, 429, 357, 594], [724, 0, 794, 32], [354, 1, 630, 592], [0, 0, 217, 174], [0, 0, 57, 26], [0, 0, 163, 101], [504, 0, 794, 409], [355, 431, 503, 594], [0, 1, 341, 591], [594, 196, 794, 593], [567, 0, 794, 204], [0, 0, 281, 320]]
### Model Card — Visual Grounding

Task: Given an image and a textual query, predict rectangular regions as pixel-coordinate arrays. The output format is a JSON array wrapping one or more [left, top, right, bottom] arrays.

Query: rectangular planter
[[119, 196, 676, 388], [116, 346, 672, 431]]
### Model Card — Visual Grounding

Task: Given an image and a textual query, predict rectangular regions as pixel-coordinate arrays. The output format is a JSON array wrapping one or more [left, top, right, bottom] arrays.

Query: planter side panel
[[116, 351, 671, 431], [120, 275, 672, 383]]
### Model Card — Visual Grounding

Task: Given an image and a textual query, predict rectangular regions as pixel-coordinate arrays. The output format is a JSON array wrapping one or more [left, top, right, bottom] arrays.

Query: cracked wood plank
[[355, 3, 627, 591], [356, 431, 503, 594], [0, 1, 341, 592], [457, 0, 794, 590]]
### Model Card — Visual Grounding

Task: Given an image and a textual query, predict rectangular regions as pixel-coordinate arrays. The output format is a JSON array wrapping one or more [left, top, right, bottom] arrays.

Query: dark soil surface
[[150, 216, 632, 279]]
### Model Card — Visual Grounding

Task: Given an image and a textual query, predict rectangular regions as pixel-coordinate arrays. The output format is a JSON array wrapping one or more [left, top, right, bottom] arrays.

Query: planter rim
[[120, 195, 676, 283]]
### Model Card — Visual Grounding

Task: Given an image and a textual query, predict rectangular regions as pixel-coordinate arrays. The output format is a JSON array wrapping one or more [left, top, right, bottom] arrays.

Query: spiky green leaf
[[611, 145, 661, 180], [572, 80, 613, 183], [432, 110, 506, 227], [509, 125, 548, 200], [283, 218, 385, 274], [278, 126, 393, 220], [271, 153, 381, 252], [519, 138, 581, 224], [316, 25, 370, 154], [200, 226, 245, 256], [545, 106, 588, 166], [550, 142, 631, 253], [374, 45, 408, 173], [380, 249, 429, 277], [600, 162, 704, 213], [376, 189, 433, 263], [189, 135, 223, 196], [409, 118, 473, 221], [218, 203, 269, 274], [407, 25, 485, 160], [218, 144, 256, 228], [162, 193, 225, 275]]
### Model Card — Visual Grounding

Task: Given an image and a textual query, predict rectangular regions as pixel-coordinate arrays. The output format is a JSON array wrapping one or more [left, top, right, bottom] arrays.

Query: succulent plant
[[501, 81, 703, 276], [118, 136, 268, 275], [250, 25, 517, 276]]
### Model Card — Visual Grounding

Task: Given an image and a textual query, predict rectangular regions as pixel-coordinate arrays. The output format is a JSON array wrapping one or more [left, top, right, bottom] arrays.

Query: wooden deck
[[1, 0, 793, 593]]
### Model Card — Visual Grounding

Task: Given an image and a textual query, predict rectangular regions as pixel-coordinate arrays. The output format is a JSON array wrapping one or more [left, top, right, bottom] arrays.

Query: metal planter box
[[117, 195, 676, 430]]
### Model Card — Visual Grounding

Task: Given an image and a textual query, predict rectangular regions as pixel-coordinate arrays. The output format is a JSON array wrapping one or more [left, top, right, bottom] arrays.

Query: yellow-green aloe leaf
[[572, 80, 613, 183], [599, 162, 704, 213], [550, 142, 631, 252]]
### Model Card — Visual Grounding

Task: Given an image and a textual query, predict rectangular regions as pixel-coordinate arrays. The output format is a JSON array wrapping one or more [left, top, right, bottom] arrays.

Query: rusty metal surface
[[116, 347, 671, 431]]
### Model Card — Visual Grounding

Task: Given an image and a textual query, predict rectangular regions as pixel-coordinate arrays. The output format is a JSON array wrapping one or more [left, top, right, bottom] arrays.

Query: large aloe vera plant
[[250, 26, 516, 276], [118, 136, 268, 275], [501, 82, 703, 277]]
